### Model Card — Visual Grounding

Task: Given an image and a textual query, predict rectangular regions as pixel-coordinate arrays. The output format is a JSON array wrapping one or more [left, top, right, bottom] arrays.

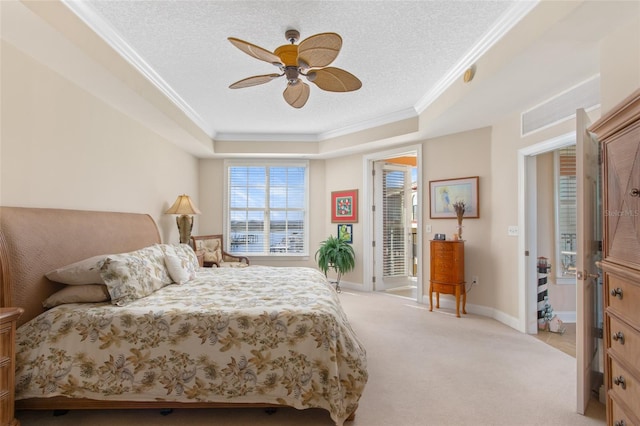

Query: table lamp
[[165, 194, 201, 244]]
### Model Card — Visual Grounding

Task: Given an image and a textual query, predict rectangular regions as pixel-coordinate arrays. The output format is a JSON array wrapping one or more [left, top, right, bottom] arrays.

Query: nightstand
[[1, 307, 23, 426]]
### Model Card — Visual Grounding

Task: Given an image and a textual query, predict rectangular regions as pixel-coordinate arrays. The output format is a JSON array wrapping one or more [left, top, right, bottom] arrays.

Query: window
[[382, 167, 409, 277], [555, 145, 576, 281], [225, 160, 308, 256]]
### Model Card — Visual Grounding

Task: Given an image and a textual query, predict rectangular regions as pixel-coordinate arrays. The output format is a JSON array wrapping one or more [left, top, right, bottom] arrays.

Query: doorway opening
[[518, 128, 604, 413], [374, 160, 417, 298], [363, 145, 423, 303]]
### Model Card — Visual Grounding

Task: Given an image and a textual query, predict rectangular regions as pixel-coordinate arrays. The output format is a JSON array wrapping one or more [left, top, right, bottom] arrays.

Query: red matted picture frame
[[331, 189, 358, 223]]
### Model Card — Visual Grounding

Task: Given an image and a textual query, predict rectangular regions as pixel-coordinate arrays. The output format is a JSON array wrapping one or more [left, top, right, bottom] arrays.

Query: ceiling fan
[[228, 29, 362, 108]]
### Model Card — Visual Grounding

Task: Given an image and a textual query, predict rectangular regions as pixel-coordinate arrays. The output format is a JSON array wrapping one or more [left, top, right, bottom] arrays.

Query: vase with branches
[[452, 201, 465, 239]]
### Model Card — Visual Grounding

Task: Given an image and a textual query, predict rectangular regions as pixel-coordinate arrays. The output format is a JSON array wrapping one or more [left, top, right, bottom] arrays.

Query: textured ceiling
[[66, 0, 525, 141], [3, 0, 639, 158]]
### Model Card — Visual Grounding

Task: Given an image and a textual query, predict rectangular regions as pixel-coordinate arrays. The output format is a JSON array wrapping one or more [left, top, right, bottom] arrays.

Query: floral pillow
[[100, 245, 173, 306]]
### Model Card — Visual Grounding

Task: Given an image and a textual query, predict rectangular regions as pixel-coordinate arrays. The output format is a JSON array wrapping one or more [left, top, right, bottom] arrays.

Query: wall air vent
[[521, 75, 600, 136]]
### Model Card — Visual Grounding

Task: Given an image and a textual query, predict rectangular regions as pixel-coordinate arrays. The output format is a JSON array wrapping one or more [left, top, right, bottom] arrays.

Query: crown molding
[[415, 0, 537, 114], [61, 0, 214, 137]]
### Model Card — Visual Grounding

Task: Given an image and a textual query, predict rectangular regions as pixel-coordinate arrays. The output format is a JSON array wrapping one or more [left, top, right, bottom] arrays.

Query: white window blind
[[226, 161, 308, 256], [556, 145, 577, 277], [383, 169, 407, 277]]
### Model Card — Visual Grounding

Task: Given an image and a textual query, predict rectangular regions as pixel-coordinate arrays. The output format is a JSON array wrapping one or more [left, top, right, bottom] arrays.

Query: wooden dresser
[[590, 89, 640, 426], [1, 307, 23, 426], [429, 240, 466, 317]]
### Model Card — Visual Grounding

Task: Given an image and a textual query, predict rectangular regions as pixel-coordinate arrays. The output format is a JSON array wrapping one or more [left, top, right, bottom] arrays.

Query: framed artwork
[[429, 176, 479, 219], [331, 189, 358, 223], [338, 224, 353, 244]]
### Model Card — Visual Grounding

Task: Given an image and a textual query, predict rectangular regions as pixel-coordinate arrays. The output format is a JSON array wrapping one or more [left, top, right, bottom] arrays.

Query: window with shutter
[[225, 160, 308, 256], [555, 145, 577, 280], [382, 168, 409, 277]]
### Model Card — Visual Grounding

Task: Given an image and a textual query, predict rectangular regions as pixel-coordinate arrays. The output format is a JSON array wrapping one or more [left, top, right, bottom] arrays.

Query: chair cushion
[[194, 237, 224, 264]]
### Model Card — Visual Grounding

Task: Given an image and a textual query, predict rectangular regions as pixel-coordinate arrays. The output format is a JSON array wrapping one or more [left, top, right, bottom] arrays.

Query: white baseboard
[[342, 282, 528, 334], [419, 294, 521, 331]]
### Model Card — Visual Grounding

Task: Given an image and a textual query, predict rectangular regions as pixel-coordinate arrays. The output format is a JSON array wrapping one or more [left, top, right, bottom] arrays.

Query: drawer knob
[[612, 331, 625, 344], [613, 376, 626, 390], [630, 187, 640, 197], [614, 421, 626, 426], [610, 288, 623, 299]]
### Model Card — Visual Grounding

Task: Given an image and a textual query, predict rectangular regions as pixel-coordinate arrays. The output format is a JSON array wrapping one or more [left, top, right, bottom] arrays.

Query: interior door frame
[[363, 144, 423, 303], [518, 132, 575, 334], [373, 161, 414, 290]]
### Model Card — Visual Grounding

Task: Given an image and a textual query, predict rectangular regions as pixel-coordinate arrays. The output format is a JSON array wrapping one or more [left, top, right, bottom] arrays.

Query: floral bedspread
[[15, 266, 368, 425]]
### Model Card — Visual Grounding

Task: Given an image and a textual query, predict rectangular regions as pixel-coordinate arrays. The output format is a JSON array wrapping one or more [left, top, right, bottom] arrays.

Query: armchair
[[190, 234, 250, 268]]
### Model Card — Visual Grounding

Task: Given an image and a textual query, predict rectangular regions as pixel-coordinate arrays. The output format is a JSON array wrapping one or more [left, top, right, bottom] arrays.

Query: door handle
[[577, 270, 599, 280]]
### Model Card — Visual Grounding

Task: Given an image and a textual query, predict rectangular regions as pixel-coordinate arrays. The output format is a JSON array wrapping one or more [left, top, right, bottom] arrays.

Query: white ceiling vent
[[521, 75, 600, 136]]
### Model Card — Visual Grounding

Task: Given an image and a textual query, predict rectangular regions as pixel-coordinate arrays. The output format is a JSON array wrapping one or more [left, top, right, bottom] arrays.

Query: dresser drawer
[[432, 282, 460, 295], [609, 357, 640, 419], [607, 274, 640, 329], [610, 395, 639, 426], [608, 315, 640, 373]]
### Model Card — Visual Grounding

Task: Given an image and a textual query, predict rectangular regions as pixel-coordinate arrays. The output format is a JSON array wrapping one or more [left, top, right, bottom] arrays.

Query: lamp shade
[[165, 195, 201, 215]]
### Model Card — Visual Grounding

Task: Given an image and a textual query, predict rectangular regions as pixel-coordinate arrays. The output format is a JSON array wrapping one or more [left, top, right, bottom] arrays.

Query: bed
[[0, 207, 367, 425]]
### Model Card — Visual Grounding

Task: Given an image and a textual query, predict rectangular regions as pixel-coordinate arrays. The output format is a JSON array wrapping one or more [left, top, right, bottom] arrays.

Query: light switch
[[426, 224, 432, 233], [508, 225, 519, 236]]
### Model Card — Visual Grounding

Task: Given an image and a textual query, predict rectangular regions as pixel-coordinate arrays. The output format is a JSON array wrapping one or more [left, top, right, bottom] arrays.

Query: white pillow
[[46, 255, 108, 285], [164, 254, 195, 284]]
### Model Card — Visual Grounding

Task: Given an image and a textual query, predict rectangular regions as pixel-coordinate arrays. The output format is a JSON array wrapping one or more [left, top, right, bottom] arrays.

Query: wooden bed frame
[[0, 206, 356, 421]]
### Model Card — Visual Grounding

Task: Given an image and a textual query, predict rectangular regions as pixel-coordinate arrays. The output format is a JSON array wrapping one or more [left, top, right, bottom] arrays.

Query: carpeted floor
[[16, 290, 605, 426]]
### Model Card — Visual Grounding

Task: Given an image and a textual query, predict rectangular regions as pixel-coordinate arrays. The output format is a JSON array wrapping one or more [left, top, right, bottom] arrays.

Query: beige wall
[[0, 41, 198, 244], [322, 154, 363, 285], [422, 127, 493, 307], [536, 152, 556, 284], [599, 15, 640, 111]]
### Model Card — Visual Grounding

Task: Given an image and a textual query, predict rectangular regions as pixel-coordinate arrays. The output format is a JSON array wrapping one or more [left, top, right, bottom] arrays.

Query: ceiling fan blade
[[228, 37, 283, 66], [229, 73, 282, 89], [297, 32, 342, 68], [283, 81, 310, 108], [306, 67, 362, 92]]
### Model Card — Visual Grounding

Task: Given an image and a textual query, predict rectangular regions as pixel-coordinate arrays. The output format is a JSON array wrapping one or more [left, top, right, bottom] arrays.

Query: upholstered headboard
[[0, 207, 161, 326]]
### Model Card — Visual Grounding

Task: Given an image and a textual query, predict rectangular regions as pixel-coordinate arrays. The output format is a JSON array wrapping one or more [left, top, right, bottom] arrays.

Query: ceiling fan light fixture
[[274, 44, 298, 66], [284, 66, 299, 83], [284, 29, 300, 44], [228, 29, 361, 108]]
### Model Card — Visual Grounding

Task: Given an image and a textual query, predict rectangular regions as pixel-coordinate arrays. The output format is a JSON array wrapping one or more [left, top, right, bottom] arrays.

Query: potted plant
[[315, 233, 355, 292]]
